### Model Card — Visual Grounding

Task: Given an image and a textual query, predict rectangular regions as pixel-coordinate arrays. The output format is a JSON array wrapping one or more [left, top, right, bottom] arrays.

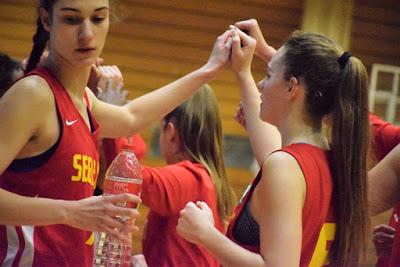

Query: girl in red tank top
[[177, 20, 370, 266], [0, 0, 234, 266], [369, 116, 400, 267]]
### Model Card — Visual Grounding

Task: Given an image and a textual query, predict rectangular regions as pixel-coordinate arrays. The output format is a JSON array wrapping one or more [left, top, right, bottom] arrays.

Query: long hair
[[164, 85, 234, 221], [24, 0, 57, 74], [282, 32, 370, 266]]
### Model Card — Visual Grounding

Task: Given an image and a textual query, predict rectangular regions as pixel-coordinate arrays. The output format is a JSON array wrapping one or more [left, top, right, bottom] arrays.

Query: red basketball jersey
[[0, 67, 100, 266], [370, 114, 400, 267], [141, 161, 223, 267], [227, 143, 336, 266]]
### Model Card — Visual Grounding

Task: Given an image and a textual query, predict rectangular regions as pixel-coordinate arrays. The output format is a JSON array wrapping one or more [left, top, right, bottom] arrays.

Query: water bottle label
[[103, 176, 142, 209], [103, 176, 142, 194]]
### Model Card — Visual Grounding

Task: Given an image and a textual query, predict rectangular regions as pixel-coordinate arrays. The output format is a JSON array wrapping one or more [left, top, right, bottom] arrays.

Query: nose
[[257, 79, 265, 93], [78, 20, 94, 43]]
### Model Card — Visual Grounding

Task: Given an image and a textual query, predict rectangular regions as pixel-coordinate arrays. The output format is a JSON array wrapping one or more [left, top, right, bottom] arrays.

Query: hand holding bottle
[[65, 193, 140, 240]]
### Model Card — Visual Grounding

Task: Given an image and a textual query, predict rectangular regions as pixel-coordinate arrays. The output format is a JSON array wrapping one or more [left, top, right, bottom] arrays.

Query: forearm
[[0, 188, 68, 226], [369, 145, 400, 216], [369, 166, 400, 216], [237, 74, 281, 166], [258, 44, 276, 63], [201, 226, 265, 267], [368, 188, 392, 216], [125, 65, 216, 133]]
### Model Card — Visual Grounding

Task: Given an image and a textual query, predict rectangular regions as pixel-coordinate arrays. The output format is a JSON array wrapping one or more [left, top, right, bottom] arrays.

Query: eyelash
[[64, 16, 105, 25], [92, 16, 105, 23], [64, 16, 81, 25]]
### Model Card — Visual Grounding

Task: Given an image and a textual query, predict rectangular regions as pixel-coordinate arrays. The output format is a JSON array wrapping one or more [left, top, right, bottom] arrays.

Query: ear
[[286, 76, 300, 100], [165, 122, 182, 151], [165, 122, 179, 143], [40, 8, 51, 32]]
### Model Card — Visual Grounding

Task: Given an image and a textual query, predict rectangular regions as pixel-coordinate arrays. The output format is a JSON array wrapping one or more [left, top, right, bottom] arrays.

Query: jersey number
[[309, 223, 336, 267]]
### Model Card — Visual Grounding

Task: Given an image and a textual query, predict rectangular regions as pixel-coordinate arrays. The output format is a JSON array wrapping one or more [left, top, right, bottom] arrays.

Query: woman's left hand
[[203, 30, 234, 77], [177, 201, 215, 245]]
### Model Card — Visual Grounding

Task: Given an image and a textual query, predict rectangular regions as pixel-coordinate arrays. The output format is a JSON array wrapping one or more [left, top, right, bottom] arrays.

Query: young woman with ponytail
[[139, 85, 234, 266], [177, 19, 370, 266], [0, 0, 233, 265]]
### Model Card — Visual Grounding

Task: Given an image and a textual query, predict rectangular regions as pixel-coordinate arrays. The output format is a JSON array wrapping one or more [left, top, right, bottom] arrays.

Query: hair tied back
[[338, 51, 352, 69]]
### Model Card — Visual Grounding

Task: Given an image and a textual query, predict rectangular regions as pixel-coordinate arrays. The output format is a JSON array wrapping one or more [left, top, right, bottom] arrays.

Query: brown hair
[[25, 0, 56, 74], [25, 0, 116, 74], [282, 32, 370, 266], [164, 84, 234, 221]]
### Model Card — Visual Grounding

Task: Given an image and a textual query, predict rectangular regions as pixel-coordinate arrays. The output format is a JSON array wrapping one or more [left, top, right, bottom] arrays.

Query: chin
[[75, 58, 96, 68]]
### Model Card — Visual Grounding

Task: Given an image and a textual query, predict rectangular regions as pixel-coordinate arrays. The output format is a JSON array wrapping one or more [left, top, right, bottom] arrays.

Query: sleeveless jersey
[[226, 143, 336, 266], [0, 67, 100, 267], [370, 114, 400, 267]]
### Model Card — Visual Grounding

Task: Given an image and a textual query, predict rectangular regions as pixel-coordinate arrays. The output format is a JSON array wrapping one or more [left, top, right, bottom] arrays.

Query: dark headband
[[338, 52, 352, 69]]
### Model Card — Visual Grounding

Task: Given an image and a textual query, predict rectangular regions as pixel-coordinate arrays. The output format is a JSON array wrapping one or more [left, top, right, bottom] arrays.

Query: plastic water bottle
[[94, 144, 143, 267]]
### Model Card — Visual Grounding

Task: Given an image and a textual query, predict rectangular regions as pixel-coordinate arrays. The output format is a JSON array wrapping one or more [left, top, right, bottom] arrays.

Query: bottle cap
[[122, 144, 136, 151]]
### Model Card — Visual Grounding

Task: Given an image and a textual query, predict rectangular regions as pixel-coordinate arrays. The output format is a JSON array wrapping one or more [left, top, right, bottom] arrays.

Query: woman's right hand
[[203, 30, 234, 78], [96, 65, 128, 106], [64, 193, 141, 241], [373, 224, 396, 258], [235, 19, 276, 62], [230, 27, 257, 78]]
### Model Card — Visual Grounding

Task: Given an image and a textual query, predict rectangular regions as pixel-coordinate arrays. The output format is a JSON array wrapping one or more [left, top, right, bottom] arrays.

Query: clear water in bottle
[[93, 145, 142, 267]]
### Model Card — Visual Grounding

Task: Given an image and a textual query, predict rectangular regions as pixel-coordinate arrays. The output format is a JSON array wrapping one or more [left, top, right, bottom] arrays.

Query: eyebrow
[[60, 7, 109, 12]]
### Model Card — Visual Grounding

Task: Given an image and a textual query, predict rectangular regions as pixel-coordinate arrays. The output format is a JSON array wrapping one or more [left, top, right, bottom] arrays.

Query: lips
[[76, 47, 96, 54]]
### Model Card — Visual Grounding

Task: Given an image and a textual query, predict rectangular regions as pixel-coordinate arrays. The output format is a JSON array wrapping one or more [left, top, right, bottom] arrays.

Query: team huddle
[[0, 0, 399, 266]]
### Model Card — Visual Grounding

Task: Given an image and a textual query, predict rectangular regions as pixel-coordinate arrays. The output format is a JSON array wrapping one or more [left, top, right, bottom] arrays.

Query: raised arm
[[234, 19, 276, 62], [90, 30, 233, 138], [230, 27, 281, 166], [369, 143, 400, 216]]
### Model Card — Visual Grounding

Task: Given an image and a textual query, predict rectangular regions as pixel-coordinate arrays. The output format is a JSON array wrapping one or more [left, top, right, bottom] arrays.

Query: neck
[[43, 53, 91, 99], [278, 113, 329, 150], [166, 151, 192, 164]]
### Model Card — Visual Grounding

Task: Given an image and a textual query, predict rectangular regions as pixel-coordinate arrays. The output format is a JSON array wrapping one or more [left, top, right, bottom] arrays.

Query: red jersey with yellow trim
[[141, 160, 223, 267], [370, 114, 400, 267], [226, 143, 336, 267], [0, 67, 99, 267]]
